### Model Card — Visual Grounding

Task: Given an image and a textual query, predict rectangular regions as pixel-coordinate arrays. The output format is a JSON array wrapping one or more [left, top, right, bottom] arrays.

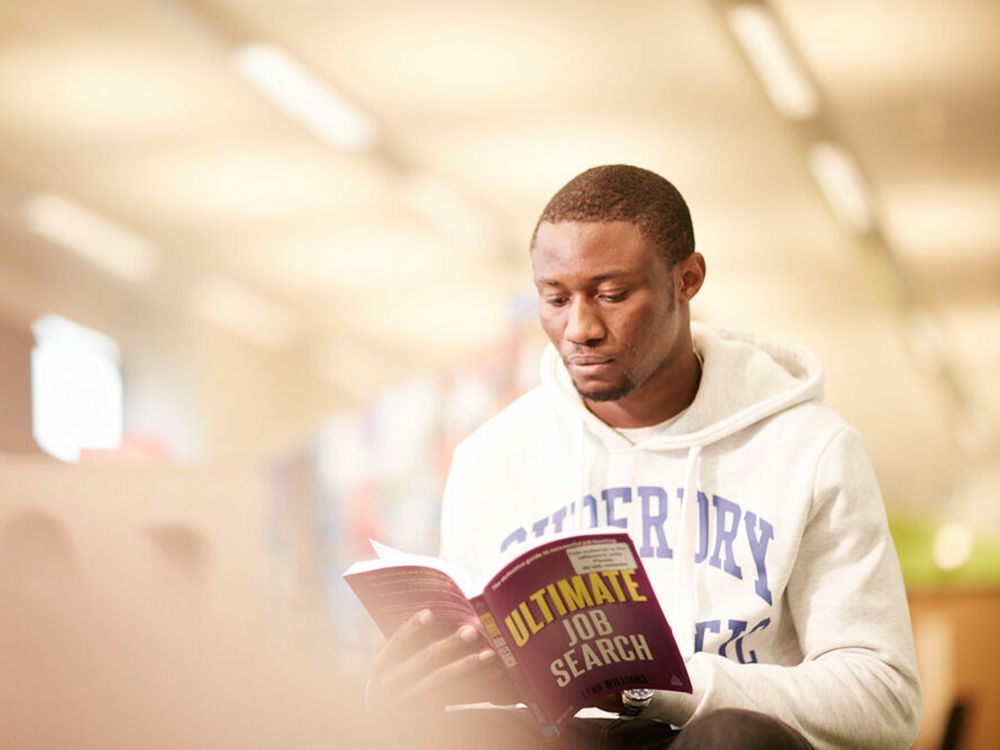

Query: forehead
[[531, 220, 661, 284]]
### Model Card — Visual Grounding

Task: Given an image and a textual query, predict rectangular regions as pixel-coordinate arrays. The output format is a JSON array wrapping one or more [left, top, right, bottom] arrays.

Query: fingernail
[[459, 625, 478, 642], [418, 609, 433, 625], [478, 649, 495, 662]]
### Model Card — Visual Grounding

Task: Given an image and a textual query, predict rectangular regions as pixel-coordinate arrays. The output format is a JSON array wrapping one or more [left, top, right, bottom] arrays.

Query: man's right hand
[[367, 609, 519, 713]]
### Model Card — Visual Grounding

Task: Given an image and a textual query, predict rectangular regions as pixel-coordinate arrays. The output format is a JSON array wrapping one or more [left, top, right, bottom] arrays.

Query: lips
[[567, 355, 613, 366], [565, 354, 616, 377]]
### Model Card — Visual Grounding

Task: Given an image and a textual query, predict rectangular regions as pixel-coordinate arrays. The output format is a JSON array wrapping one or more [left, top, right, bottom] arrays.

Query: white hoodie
[[440, 323, 921, 750]]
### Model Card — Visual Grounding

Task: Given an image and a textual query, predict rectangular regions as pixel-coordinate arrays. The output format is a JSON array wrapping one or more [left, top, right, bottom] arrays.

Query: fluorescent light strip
[[807, 141, 874, 235], [193, 276, 298, 350], [234, 43, 376, 151], [727, 4, 818, 121], [23, 192, 159, 283]]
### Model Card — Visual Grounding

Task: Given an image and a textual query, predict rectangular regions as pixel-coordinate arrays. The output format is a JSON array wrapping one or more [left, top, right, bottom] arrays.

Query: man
[[369, 165, 921, 749]]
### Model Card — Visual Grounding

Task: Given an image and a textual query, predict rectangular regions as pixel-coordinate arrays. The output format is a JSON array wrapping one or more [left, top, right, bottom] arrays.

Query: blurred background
[[0, 1, 997, 748]]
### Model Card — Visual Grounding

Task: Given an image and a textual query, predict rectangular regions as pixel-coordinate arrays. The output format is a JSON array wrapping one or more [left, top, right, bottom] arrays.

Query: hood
[[540, 321, 825, 449]]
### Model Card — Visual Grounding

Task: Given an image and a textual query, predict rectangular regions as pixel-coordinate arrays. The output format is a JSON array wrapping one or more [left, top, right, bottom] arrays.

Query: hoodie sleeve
[[645, 427, 922, 750]]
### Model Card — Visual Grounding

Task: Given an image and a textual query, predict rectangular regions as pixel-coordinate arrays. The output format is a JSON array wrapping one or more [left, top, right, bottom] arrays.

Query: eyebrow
[[536, 270, 637, 286]]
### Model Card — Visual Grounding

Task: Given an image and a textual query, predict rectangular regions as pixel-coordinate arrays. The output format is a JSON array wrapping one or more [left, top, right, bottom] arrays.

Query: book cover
[[343, 530, 691, 738]]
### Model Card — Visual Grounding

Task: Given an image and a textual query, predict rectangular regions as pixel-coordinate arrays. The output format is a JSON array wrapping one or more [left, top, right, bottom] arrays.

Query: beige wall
[[0, 458, 369, 750], [0, 315, 36, 453], [0, 457, 271, 616]]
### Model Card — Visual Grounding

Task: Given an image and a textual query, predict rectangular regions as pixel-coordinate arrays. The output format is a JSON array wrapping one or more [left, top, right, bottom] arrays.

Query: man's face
[[531, 220, 686, 403]]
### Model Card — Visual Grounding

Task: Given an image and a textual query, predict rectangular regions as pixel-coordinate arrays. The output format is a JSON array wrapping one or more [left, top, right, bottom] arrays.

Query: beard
[[568, 339, 672, 404], [572, 375, 636, 403]]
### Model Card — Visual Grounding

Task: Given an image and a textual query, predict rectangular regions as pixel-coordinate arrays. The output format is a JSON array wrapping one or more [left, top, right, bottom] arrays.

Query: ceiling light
[[192, 276, 298, 350], [807, 141, 874, 235], [727, 4, 819, 121], [932, 522, 974, 572], [233, 42, 376, 151], [23, 192, 158, 283]]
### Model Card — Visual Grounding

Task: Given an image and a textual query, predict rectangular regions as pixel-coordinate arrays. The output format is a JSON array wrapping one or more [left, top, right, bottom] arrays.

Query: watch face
[[622, 688, 655, 701]]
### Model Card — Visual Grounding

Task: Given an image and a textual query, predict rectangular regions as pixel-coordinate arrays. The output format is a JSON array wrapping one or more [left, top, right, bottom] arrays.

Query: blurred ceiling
[[0, 0, 997, 519]]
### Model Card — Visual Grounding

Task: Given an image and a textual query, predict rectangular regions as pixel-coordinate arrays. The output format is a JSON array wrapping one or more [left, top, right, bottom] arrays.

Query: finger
[[373, 609, 439, 669], [379, 624, 483, 692], [397, 646, 500, 705]]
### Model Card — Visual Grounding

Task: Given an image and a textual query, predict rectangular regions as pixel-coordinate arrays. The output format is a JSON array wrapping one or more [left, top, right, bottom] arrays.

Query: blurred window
[[31, 314, 122, 462]]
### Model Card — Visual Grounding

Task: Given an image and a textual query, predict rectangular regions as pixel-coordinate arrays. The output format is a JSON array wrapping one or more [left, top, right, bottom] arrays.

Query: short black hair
[[531, 164, 695, 265]]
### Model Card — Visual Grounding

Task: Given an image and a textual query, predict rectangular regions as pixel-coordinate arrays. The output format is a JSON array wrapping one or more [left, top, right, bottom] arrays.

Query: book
[[342, 529, 691, 738]]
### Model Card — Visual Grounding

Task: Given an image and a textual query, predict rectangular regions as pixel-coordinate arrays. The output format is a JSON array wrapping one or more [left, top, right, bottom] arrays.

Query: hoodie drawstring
[[671, 444, 703, 658], [577, 415, 704, 657]]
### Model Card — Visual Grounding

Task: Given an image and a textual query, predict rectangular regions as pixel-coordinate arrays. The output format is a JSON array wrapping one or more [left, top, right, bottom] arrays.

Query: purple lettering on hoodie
[[718, 618, 748, 659], [709, 495, 743, 579], [602, 486, 631, 528], [638, 486, 672, 558], [500, 526, 526, 552], [737, 617, 771, 663], [695, 491, 710, 563], [744, 511, 774, 605], [694, 619, 721, 653], [677, 487, 711, 563], [580, 494, 599, 527], [550, 505, 569, 533]]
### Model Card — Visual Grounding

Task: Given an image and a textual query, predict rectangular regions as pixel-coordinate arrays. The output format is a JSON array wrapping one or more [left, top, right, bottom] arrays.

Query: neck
[[585, 345, 702, 430]]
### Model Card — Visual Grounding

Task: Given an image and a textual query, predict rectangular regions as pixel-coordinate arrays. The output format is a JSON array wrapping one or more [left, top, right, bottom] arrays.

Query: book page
[[343, 564, 480, 638], [344, 540, 477, 595], [343, 539, 482, 637]]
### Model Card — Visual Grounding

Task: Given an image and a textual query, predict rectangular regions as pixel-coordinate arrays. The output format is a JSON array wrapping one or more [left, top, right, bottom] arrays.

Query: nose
[[565, 298, 606, 345]]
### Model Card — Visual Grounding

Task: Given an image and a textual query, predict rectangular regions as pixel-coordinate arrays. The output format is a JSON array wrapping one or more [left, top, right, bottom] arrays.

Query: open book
[[342, 529, 691, 738]]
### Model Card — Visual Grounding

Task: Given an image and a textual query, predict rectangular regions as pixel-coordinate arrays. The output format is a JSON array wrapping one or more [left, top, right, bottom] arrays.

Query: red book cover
[[343, 530, 691, 738]]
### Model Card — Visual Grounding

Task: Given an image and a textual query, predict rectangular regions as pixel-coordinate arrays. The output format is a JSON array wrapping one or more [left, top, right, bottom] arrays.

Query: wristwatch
[[620, 688, 655, 716]]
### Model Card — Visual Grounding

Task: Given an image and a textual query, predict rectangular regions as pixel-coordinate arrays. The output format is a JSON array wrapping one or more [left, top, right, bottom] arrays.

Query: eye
[[598, 291, 627, 303], [544, 295, 569, 307]]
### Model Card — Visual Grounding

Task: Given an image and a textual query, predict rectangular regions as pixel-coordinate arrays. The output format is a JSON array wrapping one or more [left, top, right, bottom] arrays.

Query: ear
[[676, 252, 706, 302]]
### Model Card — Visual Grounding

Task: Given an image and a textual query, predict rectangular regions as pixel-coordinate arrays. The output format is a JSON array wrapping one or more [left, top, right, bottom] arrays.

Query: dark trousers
[[378, 707, 813, 749]]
